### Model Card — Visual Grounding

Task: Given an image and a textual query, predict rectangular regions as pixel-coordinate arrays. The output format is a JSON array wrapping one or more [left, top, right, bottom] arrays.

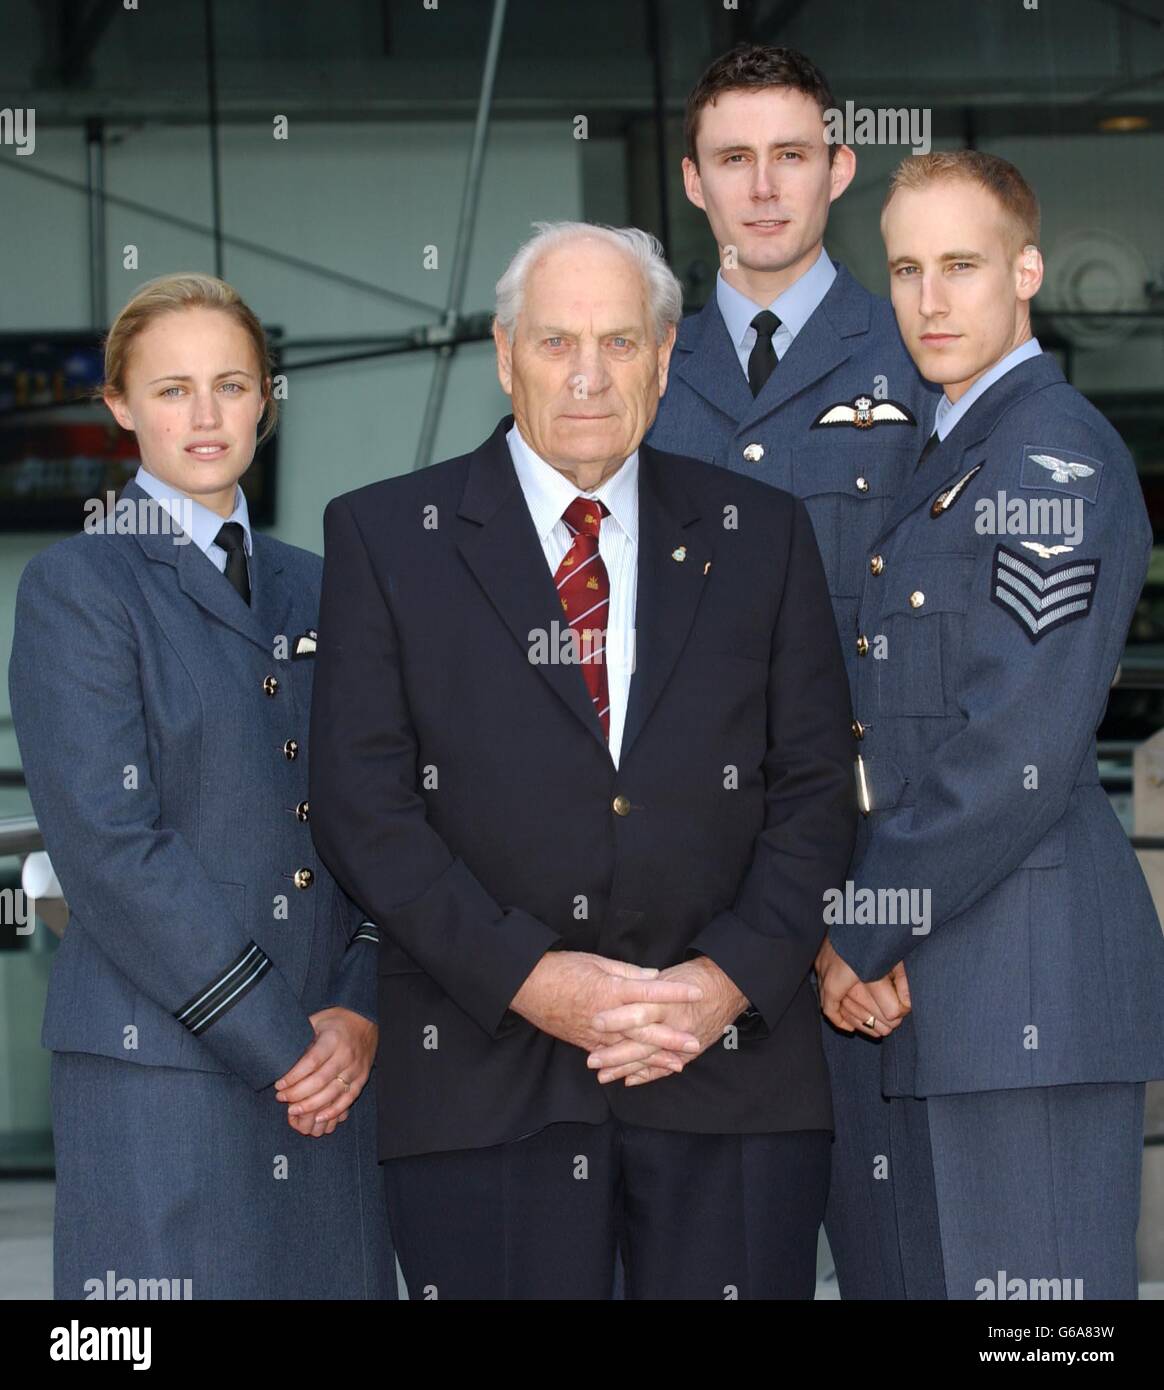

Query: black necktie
[[747, 310, 781, 398], [915, 431, 940, 472], [215, 522, 251, 606]]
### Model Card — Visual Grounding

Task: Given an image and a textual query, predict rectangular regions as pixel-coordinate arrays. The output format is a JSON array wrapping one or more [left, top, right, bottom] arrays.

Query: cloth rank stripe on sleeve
[[174, 941, 272, 1035], [990, 543, 1100, 644], [353, 921, 380, 945]]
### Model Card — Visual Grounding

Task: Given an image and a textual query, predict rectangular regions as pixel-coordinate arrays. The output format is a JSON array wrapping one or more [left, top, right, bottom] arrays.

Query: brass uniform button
[[295, 800, 310, 822], [851, 719, 865, 739], [742, 443, 764, 463], [856, 635, 869, 656], [855, 476, 869, 493], [293, 867, 314, 891], [869, 555, 884, 576], [612, 795, 631, 817], [909, 590, 925, 609], [262, 675, 279, 697], [283, 739, 299, 760]]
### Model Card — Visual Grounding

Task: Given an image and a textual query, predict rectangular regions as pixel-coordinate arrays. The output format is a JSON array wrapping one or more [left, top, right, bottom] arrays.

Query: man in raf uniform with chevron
[[647, 41, 937, 1298], [816, 149, 1164, 1299]]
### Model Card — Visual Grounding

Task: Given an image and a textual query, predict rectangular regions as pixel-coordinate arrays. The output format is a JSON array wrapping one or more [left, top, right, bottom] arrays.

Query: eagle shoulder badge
[[812, 395, 917, 430], [1019, 444, 1103, 503], [990, 544, 1099, 644]]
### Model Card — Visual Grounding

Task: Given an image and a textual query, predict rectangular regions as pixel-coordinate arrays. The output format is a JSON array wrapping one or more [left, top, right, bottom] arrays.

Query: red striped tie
[[554, 496, 610, 740]]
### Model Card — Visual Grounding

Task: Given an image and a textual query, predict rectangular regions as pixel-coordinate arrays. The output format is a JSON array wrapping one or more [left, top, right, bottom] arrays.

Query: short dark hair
[[684, 43, 837, 167]]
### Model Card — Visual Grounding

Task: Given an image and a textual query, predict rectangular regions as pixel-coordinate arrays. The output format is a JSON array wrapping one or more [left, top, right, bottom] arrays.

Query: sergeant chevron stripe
[[174, 941, 272, 1035], [990, 543, 1099, 644], [353, 921, 380, 944]]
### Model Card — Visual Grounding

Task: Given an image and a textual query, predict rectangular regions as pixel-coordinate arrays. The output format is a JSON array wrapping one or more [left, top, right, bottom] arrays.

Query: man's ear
[[681, 156, 706, 212], [492, 318, 513, 395], [1016, 244, 1044, 303], [656, 321, 678, 397], [103, 389, 134, 432], [828, 144, 857, 205]]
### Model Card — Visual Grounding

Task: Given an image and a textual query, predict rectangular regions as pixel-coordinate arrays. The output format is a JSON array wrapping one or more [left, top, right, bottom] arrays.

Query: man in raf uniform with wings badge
[[646, 42, 937, 1299], [816, 149, 1164, 1299]]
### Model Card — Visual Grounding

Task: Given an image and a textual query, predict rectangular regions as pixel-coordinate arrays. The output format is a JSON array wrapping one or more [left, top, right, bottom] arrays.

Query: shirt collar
[[506, 423, 639, 546], [716, 245, 837, 352], [133, 464, 253, 558], [934, 338, 1043, 441]]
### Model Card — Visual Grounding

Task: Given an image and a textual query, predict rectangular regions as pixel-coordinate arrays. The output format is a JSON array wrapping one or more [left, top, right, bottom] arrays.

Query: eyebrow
[[537, 326, 643, 337], [709, 139, 813, 157], [146, 369, 257, 384], [888, 251, 987, 268]]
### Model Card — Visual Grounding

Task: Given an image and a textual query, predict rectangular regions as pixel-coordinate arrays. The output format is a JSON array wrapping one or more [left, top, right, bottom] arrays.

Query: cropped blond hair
[[883, 151, 1040, 254], [102, 273, 278, 444]]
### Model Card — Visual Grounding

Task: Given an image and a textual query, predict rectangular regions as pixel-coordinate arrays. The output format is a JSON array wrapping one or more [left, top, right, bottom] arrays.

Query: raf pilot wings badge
[[811, 394, 918, 430]]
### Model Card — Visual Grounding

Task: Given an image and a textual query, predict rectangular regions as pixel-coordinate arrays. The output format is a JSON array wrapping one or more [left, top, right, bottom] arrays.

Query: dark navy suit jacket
[[309, 416, 857, 1159]]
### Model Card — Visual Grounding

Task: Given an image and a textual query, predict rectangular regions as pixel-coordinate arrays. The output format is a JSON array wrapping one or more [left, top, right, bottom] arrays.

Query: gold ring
[[339, 1074, 351, 1088], [863, 1015, 876, 1029]]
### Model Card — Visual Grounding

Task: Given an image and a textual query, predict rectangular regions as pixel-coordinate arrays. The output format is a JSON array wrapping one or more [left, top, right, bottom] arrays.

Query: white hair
[[494, 220, 684, 345]]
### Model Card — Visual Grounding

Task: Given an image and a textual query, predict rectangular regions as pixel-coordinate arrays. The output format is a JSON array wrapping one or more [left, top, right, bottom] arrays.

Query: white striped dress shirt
[[506, 423, 638, 768]]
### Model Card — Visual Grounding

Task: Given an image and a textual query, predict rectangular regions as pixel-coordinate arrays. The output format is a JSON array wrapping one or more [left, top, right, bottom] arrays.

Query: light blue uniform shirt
[[716, 245, 838, 377], [933, 337, 1043, 441], [134, 464, 253, 586]]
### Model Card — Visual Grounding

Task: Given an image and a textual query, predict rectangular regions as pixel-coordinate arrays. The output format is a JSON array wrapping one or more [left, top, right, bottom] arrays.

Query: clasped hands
[[273, 1006, 377, 1137], [814, 936, 910, 1037], [510, 951, 748, 1087]]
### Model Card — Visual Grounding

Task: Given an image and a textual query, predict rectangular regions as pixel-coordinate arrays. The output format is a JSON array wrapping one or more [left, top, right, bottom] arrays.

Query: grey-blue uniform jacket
[[828, 352, 1164, 1096], [647, 262, 939, 692], [8, 479, 377, 1086]]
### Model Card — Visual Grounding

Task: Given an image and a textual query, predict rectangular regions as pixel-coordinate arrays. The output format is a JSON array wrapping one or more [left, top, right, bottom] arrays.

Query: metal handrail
[[0, 817, 43, 856]]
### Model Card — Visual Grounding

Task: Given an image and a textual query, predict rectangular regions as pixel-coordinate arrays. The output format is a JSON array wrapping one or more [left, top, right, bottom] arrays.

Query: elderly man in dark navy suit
[[646, 42, 938, 1299], [309, 220, 856, 1299]]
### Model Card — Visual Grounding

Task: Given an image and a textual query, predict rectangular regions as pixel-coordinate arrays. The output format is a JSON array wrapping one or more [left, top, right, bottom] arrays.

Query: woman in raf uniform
[[8, 273, 395, 1300]]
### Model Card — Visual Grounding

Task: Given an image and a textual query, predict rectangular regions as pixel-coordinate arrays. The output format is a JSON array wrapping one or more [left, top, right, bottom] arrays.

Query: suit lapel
[[123, 479, 282, 653], [455, 419, 610, 754], [454, 420, 711, 763], [671, 297, 755, 422], [619, 445, 709, 762], [876, 353, 1066, 543]]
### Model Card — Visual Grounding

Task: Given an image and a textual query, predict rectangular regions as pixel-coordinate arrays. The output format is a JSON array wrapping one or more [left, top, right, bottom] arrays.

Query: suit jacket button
[[856, 634, 869, 656], [852, 719, 866, 739], [283, 739, 299, 760], [742, 443, 764, 462], [909, 590, 925, 608], [855, 476, 869, 492], [293, 867, 314, 890], [612, 794, 631, 816], [263, 675, 279, 696], [295, 800, 310, 822], [870, 555, 884, 575]]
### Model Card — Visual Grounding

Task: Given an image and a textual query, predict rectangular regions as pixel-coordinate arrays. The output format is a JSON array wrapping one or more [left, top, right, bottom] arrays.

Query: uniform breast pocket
[[875, 553, 975, 717], [791, 445, 911, 598]]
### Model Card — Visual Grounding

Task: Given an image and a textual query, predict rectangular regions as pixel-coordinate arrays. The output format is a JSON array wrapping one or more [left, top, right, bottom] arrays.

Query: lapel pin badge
[[671, 546, 687, 563]]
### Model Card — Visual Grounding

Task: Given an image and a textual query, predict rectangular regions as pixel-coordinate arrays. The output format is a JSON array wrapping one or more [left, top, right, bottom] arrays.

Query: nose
[[751, 158, 778, 201], [190, 387, 223, 430], [918, 270, 947, 320], [569, 338, 612, 399]]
